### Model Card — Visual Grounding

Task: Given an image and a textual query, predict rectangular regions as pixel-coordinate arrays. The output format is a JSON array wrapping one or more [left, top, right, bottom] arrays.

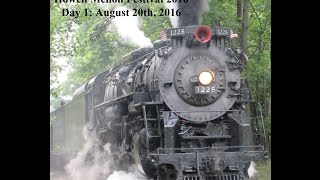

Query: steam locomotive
[[50, 24, 267, 180]]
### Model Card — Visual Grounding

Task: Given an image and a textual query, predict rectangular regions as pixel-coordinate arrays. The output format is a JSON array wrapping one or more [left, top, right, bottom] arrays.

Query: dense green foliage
[[50, 0, 271, 151], [202, 0, 239, 30]]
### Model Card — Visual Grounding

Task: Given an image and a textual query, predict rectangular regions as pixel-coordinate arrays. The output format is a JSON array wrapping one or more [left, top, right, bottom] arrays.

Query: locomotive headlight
[[199, 71, 214, 85]]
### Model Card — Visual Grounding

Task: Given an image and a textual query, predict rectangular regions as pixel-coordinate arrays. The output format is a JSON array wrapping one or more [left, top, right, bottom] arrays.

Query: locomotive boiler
[[50, 24, 267, 180]]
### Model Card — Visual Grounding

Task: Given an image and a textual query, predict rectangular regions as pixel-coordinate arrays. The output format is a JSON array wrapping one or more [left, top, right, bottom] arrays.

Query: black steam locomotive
[[50, 24, 267, 180]]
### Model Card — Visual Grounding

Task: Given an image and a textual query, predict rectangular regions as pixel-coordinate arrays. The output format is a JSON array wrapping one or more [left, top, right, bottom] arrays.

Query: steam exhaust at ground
[[51, 127, 149, 180], [248, 161, 258, 179]]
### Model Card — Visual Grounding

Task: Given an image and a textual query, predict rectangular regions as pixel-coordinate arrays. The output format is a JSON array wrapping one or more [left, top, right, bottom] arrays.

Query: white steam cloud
[[164, 2, 179, 28], [248, 161, 258, 178], [110, 6, 152, 48], [51, 127, 148, 180], [64, 128, 113, 180]]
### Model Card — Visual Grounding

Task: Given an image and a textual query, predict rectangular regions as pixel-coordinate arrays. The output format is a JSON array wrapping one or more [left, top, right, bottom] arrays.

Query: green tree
[[202, 0, 238, 30]]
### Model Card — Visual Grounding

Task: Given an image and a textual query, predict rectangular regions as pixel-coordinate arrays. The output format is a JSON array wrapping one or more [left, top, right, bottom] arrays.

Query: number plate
[[168, 28, 185, 37], [216, 28, 230, 36], [194, 86, 216, 94]]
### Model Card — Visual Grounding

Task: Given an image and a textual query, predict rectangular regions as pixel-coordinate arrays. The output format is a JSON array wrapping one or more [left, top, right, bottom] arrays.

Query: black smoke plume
[[178, 0, 209, 27]]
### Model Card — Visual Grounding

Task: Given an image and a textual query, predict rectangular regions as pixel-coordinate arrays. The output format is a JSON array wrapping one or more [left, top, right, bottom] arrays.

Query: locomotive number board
[[165, 26, 231, 38], [166, 27, 190, 37], [194, 86, 216, 94], [215, 27, 230, 36], [168, 28, 185, 36]]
